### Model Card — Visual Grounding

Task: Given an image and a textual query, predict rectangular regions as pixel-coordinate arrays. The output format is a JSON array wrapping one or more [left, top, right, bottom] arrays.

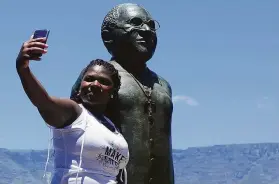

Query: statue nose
[[138, 25, 152, 38], [141, 23, 151, 31]]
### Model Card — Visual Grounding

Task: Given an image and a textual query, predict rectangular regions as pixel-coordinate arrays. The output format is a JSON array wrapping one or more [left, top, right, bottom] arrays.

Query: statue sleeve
[[167, 81, 172, 98], [158, 76, 172, 98]]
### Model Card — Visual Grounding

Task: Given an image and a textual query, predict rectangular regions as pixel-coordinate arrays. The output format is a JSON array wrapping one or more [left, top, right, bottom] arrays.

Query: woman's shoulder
[[49, 104, 87, 131]]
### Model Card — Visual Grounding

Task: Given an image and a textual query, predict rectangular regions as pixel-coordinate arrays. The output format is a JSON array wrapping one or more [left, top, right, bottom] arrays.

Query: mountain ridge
[[1, 143, 279, 184]]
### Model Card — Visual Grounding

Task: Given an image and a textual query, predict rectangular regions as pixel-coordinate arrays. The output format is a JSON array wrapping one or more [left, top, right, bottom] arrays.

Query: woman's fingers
[[28, 41, 48, 48], [24, 47, 47, 54], [30, 37, 47, 43], [17, 37, 48, 64], [29, 57, 42, 61]]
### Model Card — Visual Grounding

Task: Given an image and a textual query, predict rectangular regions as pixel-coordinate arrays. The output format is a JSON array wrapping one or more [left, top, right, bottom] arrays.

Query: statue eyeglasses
[[112, 17, 160, 32]]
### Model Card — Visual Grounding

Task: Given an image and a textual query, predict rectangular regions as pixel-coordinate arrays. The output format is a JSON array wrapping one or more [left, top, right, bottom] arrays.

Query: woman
[[16, 36, 129, 184]]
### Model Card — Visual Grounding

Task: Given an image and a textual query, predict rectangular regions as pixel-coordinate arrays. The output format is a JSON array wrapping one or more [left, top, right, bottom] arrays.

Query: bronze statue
[[71, 3, 174, 184]]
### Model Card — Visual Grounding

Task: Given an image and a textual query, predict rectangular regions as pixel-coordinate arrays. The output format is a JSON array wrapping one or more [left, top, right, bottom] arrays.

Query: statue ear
[[101, 29, 113, 44]]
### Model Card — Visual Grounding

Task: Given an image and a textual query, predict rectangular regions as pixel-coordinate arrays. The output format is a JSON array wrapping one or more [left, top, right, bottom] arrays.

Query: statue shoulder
[[159, 75, 172, 97], [149, 69, 172, 97], [109, 61, 129, 76], [110, 61, 121, 70]]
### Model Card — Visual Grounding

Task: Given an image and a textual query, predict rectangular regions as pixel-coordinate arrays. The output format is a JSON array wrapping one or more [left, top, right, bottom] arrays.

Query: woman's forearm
[[16, 37, 82, 128], [17, 66, 52, 109]]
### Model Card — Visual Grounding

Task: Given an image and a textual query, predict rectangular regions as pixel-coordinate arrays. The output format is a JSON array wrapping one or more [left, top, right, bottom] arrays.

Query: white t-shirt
[[45, 104, 129, 184]]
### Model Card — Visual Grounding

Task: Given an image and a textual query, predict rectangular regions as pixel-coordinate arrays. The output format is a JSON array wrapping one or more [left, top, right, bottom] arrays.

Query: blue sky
[[0, 0, 278, 150]]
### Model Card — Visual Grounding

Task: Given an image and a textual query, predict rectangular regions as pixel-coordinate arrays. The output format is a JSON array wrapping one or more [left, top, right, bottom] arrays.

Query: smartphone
[[32, 29, 50, 57], [33, 29, 50, 40]]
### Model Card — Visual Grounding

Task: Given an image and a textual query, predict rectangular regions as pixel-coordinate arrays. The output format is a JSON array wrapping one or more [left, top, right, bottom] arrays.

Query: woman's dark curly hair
[[70, 59, 121, 104]]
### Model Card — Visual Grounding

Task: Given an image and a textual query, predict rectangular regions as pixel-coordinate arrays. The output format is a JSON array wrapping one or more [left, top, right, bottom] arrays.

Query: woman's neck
[[82, 103, 106, 117]]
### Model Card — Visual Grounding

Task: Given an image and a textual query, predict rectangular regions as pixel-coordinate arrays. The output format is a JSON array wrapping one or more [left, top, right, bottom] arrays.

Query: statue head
[[101, 3, 159, 64]]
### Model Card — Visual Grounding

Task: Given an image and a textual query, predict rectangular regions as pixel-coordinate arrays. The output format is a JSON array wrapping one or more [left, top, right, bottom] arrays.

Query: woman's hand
[[16, 36, 48, 70], [15, 35, 81, 128]]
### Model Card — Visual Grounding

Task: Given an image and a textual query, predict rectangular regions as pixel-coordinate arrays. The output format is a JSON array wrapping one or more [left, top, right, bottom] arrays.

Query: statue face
[[102, 4, 159, 63]]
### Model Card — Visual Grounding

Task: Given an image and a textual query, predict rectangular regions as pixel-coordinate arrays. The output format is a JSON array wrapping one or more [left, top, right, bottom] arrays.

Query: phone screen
[[32, 29, 50, 57], [33, 29, 50, 39]]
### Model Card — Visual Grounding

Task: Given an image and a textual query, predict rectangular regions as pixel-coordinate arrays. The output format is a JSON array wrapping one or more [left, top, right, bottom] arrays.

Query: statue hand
[[16, 36, 48, 70]]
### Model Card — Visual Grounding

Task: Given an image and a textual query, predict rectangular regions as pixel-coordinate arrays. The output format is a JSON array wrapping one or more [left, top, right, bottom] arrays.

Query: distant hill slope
[[1, 143, 279, 184]]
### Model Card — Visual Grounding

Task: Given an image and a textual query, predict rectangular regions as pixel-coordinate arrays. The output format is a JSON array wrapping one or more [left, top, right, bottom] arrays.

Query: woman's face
[[79, 65, 114, 107]]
